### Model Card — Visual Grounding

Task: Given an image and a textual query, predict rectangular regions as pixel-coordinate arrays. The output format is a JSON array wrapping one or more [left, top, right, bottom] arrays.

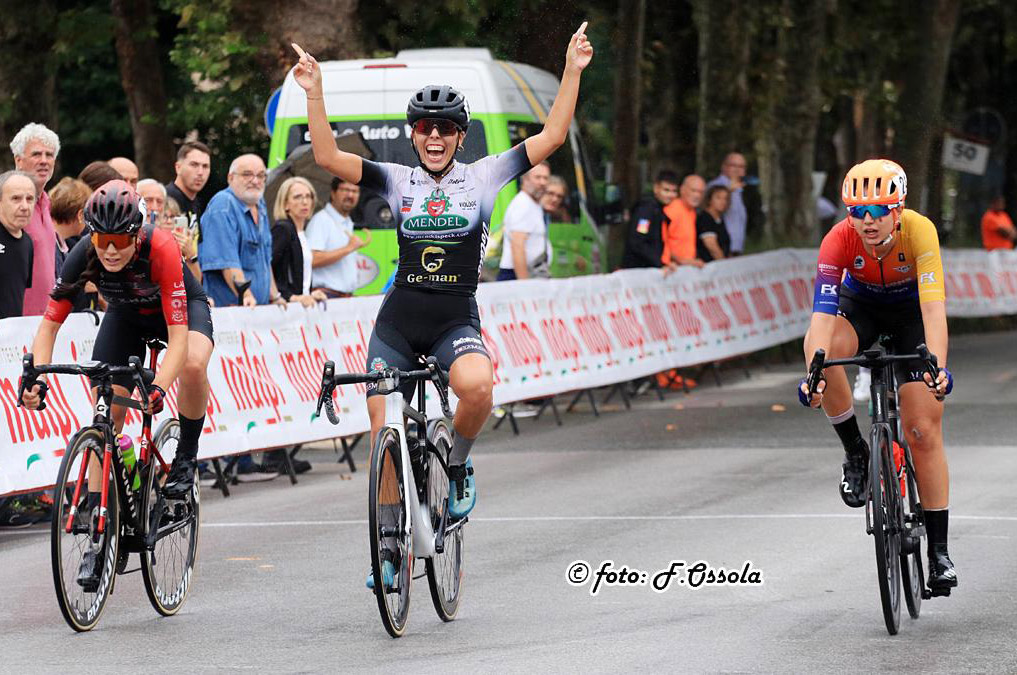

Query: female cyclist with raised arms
[[292, 25, 592, 582], [799, 160, 957, 593], [21, 180, 214, 587]]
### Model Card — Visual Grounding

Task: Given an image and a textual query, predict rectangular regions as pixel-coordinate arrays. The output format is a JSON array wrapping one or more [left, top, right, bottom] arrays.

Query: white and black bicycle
[[315, 356, 464, 638]]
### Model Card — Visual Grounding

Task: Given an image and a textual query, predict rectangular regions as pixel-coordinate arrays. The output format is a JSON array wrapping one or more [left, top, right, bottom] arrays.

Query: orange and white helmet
[[841, 159, 907, 208]]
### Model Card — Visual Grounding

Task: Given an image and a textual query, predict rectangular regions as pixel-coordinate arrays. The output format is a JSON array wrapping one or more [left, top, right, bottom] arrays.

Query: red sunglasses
[[91, 232, 137, 250], [412, 119, 461, 137]]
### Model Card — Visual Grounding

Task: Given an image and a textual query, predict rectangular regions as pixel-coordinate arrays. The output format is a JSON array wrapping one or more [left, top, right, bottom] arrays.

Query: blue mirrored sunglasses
[[848, 204, 892, 220]]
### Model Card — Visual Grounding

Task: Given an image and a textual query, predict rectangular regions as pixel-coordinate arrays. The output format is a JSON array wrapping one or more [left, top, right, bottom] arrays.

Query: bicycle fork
[[385, 393, 436, 559]]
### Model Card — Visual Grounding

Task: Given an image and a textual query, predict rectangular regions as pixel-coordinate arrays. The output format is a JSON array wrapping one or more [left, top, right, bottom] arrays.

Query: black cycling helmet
[[83, 179, 144, 234], [406, 85, 470, 131]]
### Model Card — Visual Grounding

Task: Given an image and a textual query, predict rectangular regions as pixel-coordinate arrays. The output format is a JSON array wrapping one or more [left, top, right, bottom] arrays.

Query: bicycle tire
[[141, 419, 201, 616], [50, 427, 120, 632], [425, 419, 463, 622], [869, 423, 901, 635], [368, 427, 412, 637], [900, 446, 924, 620]]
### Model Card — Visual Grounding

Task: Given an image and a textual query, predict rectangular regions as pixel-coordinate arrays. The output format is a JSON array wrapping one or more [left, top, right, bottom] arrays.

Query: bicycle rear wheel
[[869, 424, 901, 635], [368, 427, 412, 637], [50, 428, 120, 632], [425, 419, 463, 622], [141, 419, 201, 616], [900, 445, 924, 620]]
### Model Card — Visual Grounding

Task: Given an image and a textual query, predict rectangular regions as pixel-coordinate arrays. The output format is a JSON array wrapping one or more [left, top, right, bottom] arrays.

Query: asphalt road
[[2, 330, 1015, 673]]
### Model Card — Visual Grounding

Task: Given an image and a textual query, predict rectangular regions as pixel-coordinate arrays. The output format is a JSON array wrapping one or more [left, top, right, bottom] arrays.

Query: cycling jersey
[[813, 209, 946, 315], [45, 224, 202, 326], [359, 143, 532, 296]]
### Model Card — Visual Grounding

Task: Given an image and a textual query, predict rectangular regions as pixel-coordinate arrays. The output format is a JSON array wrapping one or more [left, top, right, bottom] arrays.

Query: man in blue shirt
[[198, 154, 287, 308]]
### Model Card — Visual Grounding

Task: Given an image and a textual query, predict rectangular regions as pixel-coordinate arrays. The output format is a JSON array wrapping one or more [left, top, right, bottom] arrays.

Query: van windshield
[[285, 119, 488, 167]]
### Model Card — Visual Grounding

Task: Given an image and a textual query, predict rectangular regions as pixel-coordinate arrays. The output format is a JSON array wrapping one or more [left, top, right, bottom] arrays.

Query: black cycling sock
[[449, 430, 476, 466], [926, 508, 949, 552], [177, 414, 204, 461], [832, 414, 864, 453]]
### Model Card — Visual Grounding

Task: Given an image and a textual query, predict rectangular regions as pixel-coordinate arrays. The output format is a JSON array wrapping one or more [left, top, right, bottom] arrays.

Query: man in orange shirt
[[981, 195, 1016, 250], [662, 174, 706, 268]]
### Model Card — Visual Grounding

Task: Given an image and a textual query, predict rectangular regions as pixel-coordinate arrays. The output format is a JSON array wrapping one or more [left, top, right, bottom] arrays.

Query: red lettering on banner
[[217, 333, 286, 423], [749, 287, 777, 322], [204, 386, 223, 433], [788, 279, 811, 310], [540, 318, 582, 369], [480, 327, 502, 385], [280, 352, 316, 403], [724, 291, 755, 326], [976, 272, 995, 299], [640, 303, 670, 343], [497, 317, 545, 377], [607, 308, 645, 355], [573, 314, 613, 357], [0, 372, 78, 447], [1, 377, 33, 443], [667, 300, 702, 337], [1000, 270, 1017, 297], [770, 282, 792, 315], [697, 296, 731, 332]]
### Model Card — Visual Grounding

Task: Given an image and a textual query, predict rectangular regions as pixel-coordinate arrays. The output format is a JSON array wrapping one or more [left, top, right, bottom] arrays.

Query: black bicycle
[[806, 339, 944, 635], [315, 356, 463, 638], [18, 341, 199, 632]]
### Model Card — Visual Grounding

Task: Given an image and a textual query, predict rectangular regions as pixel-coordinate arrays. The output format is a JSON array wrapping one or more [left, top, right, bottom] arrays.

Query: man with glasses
[[306, 176, 371, 298], [198, 154, 288, 308], [707, 152, 748, 255]]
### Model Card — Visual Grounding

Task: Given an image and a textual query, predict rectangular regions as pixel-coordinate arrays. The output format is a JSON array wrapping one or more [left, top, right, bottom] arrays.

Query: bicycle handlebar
[[806, 343, 940, 397], [315, 357, 453, 425], [18, 353, 156, 412]]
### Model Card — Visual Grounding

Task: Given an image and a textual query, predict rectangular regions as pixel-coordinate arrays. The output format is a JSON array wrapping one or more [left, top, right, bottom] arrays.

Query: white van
[[268, 47, 601, 295]]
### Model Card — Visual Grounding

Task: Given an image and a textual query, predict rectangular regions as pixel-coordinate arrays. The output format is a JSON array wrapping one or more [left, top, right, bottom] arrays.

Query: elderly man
[[498, 161, 552, 280], [199, 153, 287, 308], [707, 152, 748, 255], [305, 176, 370, 297], [662, 174, 706, 268], [107, 157, 139, 188], [0, 171, 36, 319], [10, 123, 58, 316], [136, 178, 166, 225]]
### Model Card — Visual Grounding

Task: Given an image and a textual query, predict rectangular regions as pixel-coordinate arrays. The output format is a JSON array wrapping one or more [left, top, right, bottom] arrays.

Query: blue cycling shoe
[[447, 458, 476, 520], [366, 559, 396, 590]]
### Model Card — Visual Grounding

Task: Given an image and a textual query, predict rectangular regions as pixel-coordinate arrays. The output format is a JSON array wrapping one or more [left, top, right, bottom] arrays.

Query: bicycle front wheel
[[869, 423, 901, 635], [425, 418, 463, 622], [50, 428, 120, 632], [368, 427, 412, 637], [141, 419, 200, 616]]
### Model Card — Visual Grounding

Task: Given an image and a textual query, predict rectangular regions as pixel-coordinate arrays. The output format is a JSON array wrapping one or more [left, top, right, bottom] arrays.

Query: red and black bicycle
[[18, 340, 199, 631]]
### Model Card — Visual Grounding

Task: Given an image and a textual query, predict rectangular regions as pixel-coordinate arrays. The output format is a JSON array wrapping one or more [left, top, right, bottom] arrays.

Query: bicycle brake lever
[[17, 353, 47, 410], [806, 349, 826, 394], [915, 344, 939, 383]]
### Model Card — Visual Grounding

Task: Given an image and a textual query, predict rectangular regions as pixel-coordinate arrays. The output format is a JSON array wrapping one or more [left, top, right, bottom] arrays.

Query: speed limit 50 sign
[[942, 134, 990, 175]]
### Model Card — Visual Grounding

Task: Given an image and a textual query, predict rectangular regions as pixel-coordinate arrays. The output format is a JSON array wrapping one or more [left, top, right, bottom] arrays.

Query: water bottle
[[117, 434, 142, 491], [892, 441, 905, 498]]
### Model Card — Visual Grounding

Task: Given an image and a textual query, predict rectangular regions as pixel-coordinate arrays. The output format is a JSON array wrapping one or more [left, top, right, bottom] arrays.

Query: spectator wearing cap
[[107, 157, 139, 189], [10, 123, 58, 316], [707, 152, 748, 255], [981, 194, 1016, 251]]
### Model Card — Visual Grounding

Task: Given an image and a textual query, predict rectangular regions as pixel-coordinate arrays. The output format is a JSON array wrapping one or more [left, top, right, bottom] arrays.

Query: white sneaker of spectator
[[853, 367, 871, 403]]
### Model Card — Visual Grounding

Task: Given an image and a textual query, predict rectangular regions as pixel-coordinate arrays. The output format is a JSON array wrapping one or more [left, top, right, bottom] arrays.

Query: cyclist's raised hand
[[291, 42, 322, 94], [566, 21, 594, 72]]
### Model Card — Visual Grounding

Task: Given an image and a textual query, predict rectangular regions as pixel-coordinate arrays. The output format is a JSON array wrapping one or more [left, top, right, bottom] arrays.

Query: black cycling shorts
[[91, 296, 214, 390], [837, 289, 926, 384], [365, 286, 489, 399]]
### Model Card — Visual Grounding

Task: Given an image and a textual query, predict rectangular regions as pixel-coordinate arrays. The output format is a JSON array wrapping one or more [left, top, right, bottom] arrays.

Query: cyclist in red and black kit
[[21, 181, 214, 582]]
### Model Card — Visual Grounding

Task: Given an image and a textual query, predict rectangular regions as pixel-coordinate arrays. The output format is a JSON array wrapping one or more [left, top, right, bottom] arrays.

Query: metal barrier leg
[[339, 437, 357, 473], [281, 447, 298, 485], [566, 390, 585, 413], [211, 458, 230, 498], [586, 389, 600, 417]]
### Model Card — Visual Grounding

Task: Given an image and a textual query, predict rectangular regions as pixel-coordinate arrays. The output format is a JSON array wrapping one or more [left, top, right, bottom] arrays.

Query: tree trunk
[[0, 0, 57, 172], [693, 0, 754, 178], [891, 0, 961, 212], [753, 0, 829, 246], [607, 0, 646, 270], [111, 0, 175, 182]]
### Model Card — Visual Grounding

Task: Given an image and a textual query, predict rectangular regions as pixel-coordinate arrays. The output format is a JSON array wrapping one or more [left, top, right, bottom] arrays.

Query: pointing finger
[[291, 42, 307, 59], [576, 21, 588, 36]]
